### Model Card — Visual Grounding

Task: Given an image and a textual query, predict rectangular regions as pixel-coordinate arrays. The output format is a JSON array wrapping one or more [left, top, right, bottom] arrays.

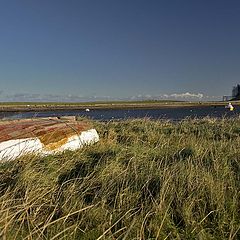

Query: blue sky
[[0, 0, 240, 101]]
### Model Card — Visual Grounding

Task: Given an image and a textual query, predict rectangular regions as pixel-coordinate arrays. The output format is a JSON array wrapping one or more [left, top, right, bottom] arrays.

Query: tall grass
[[0, 117, 239, 239]]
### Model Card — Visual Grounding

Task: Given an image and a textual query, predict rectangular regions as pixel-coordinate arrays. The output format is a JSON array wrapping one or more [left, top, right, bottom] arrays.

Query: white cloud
[[168, 92, 204, 99], [129, 92, 222, 101]]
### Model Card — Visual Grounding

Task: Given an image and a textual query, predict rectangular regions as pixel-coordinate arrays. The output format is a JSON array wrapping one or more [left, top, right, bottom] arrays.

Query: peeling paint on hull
[[0, 117, 99, 161]]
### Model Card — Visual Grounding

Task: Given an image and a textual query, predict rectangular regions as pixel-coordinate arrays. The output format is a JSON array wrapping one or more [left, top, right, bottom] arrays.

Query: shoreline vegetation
[[0, 117, 239, 239], [1, 100, 240, 112]]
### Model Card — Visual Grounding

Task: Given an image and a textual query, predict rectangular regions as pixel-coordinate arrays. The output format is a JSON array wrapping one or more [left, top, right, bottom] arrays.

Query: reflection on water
[[1, 106, 239, 121]]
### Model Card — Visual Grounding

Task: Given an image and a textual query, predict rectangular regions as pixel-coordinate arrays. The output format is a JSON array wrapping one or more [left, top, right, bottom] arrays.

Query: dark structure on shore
[[232, 84, 240, 100], [223, 84, 240, 101]]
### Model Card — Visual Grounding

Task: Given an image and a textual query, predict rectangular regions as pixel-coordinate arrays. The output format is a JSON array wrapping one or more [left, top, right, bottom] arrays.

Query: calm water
[[0, 106, 239, 121]]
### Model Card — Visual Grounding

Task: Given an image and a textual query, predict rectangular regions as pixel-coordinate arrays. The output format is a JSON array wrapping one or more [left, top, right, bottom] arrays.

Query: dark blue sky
[[1, 0, 240, 101]]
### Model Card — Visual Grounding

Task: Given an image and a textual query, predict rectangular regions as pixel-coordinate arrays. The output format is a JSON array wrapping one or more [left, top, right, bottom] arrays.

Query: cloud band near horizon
[[0, 91, 221, 102]]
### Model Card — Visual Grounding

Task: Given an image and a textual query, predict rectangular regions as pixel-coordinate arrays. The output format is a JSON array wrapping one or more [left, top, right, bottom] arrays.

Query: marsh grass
[[0, 117, 240, 239]]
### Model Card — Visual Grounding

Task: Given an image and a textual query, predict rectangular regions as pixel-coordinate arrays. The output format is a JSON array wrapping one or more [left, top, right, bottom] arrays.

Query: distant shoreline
[[0, 101, 238, 112]]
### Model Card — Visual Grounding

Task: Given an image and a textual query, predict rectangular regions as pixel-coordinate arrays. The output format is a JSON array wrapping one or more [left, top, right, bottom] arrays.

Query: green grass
[[0, 100, 184, 108], [0, 100, 184, 105], [0, 117, 240, 239]]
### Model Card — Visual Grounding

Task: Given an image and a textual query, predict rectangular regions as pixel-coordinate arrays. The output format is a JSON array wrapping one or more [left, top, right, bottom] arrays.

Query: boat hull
[[0, 117, 99, 161]]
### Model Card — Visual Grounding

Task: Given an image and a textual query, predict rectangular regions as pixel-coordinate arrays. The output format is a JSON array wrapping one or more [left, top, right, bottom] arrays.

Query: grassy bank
[[1, 100, 239, 112], [0, 118, 240, 239]]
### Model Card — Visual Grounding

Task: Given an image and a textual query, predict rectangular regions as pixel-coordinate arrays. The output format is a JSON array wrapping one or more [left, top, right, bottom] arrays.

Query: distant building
[[223, 84, 240, 101], [232, 84, 240, 100]]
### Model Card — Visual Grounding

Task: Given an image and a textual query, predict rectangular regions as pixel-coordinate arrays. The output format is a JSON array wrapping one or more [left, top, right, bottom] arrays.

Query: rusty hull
[[0, 117, 92, 151]]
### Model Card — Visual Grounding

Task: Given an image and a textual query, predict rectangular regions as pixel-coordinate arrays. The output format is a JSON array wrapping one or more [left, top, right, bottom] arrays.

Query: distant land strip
[[0, 101, 239, 112]]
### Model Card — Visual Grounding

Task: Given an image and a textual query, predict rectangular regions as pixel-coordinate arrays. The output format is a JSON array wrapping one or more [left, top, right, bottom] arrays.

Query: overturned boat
[[0, 116, 99, 161]]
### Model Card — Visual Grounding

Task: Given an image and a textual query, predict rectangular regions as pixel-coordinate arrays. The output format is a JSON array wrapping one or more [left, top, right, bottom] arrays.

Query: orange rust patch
[[41, 136, 69, 151], [38, 129, 77, 150]]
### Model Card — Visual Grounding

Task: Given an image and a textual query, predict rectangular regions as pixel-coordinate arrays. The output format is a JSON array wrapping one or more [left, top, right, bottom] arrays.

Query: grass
[[0, 117, 240, 239], [0, 100, 185, 106], [1, 100, 240, 112]]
